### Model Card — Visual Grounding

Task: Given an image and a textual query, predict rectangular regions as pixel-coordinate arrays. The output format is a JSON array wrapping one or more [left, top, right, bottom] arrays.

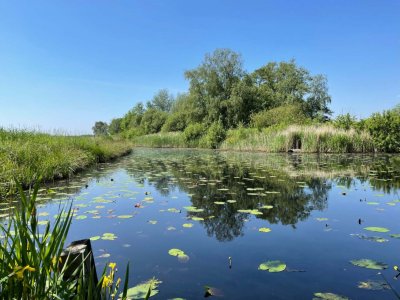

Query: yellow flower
[[102, 275, 112, 288], [109, 262, 116, 270], [13, 265, 36, 280]]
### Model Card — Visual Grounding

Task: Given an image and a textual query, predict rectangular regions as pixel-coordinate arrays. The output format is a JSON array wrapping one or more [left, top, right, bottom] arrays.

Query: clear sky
[[0, 0, 399, 134]]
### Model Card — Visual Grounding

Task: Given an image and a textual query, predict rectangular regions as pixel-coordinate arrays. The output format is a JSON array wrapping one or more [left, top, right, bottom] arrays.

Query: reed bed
[[0, 128, 132, 198]]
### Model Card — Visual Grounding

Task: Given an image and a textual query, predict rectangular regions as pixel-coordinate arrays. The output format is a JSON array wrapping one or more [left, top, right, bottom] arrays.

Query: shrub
[[161, 112, 188, 132], [199, 121, 226, 149], [140, 109, 168, 134], [333, 113, 357, 130], [251, 104, 309, 129], [365, 109, 400, 152], [183, 123, 206, 145]]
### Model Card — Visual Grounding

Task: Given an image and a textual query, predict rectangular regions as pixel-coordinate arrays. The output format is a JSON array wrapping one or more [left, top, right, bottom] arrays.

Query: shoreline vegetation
[[92, 48, 399, 154], [0, 128, 132, 198]]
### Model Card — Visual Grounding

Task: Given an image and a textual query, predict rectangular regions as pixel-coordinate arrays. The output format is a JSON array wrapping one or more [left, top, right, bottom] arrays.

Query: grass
[[0, 128, 132, 198], [220, 125, 375, 153]]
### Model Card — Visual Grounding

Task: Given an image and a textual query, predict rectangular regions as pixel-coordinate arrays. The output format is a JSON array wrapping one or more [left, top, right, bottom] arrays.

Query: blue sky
[[0, 0, 399, 134]]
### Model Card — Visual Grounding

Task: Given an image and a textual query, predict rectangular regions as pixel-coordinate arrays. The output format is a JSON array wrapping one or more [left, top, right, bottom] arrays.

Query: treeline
[[93, 48, 400, 152]]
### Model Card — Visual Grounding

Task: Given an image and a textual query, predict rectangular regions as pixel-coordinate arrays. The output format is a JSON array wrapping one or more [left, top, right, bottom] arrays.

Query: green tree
[[333, 113, 357, 130], [184, 48, 244, 127], [304, 74, 332, 120], [109, 118, 123, 134], [146, 89, 174, 112], [140, 108, 168, 134], [92, 121, 108, 136]]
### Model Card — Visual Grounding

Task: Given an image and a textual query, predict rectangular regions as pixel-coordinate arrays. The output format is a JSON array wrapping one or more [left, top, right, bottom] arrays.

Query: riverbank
[[129, 125, 376, 153], [0, 129, 132, 198]]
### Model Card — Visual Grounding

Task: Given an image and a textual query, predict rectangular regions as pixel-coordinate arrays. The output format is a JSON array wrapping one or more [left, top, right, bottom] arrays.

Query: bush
[[161, 112, 188, 132], [183, 123, 206, 145], [199, 121, 226, 149], [333, 113, 357, 130], [365, 109, 400, 152], [251, 104, 309, 129], [140, 109, 168, 134]]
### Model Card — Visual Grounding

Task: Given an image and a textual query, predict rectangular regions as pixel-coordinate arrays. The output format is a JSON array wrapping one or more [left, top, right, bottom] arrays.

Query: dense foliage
[[93, 48, 398, 152]]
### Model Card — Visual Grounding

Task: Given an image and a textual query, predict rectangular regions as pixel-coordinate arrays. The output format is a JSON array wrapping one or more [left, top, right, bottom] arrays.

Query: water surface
[[2, 149, 400, 299]]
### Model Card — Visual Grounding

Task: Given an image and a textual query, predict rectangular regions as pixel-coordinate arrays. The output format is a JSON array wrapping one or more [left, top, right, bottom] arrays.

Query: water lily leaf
[[38, 212, 49, 216], [177, 254, 190, 263], [118, 215, 133, 219], [357, 280, 389, 290], [364, 227, 390, 233], [184, 206, 204, 213], [350, 234, 388, 243], [37, 220, 49, 226], [390, 234, 400, 239], [121, 278, 162, 299], [350, 259, 388, 270], [313, 292, 349, 300], [167, 226, 176, 231], [191, 217, 204, 221], [168, 248, 185, 256], [316, 218, 328, 221], [260, 205, 273, 209], [101, 233, 117, 240], [75, 215, 87, 220], [258, 260, 286, 272], [259, 227, 271, 233], [182, 223, 193, 228], [167, 208, 180, 213], [214, 201, 225, 205], [227, 200, 236, 203], [366, 202, 379, 205], [90, 236, 100, 241], [97, 253, 111, 258], [148, 220, 157, 224]]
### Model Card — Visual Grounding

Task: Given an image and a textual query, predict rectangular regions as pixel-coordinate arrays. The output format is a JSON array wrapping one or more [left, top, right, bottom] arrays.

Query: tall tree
[[92, 121, 108, 136]]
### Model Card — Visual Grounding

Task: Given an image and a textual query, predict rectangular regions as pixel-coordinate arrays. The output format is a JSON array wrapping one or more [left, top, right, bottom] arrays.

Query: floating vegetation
[[357, 280, 389, 290], [101, 232, 117, 241], [148, 220, 157, 225], [75, 215, 87, 220], [316, 218, 328, 221], [237, 209, 263, 215], [213, 201, 225, 205], [350, 234, 388, 243], [313, 292, 349, 300], [168, 248, 189, 263], [366, 202, 379, 205], [121, 278, 162, 299], [258, 260, 286, 272], [184, 206, 204, 213], [182, 223, 193, 228], [227, 200, 237, 203], [364, 227, 390, 233], [90, 235, 101, 241], [390, 234, 400, 239], [118, 215, 134, 219], [260, 205, 273, 209], [258, 227, 271, 233], [167, 208, 180, 213], [350, 259, 388, 270]]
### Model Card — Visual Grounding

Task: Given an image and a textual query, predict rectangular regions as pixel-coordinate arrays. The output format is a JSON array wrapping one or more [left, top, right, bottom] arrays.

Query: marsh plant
[[0, 181, 133, 299]]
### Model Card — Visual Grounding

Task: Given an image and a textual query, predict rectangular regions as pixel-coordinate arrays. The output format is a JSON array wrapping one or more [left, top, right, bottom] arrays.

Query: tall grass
[[220, 125, 375, 153], [0, 128, 132, 198]]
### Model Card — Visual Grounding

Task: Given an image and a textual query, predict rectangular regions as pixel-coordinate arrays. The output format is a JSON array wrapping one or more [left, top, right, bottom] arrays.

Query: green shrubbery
[[251, 104, 309, 129], [161, 112, 188, 132], [365, 109, 400, 152], [199, 121, 226, 149], [183, 123, 206, 146]]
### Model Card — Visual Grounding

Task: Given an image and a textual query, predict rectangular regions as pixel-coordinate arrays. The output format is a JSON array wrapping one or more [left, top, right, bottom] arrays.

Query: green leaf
[[350, 259, 388, 270], [168, 249, 185, 257], [258, 260, 286, 272], [313, 292, 349, 300], [182, 223, 193, 228], [120, 278, 162, 299], [364, 227, 390, 233], [258, 227, 271, 233], [357, 280, 389, 290], [118, 215, 134, 219]]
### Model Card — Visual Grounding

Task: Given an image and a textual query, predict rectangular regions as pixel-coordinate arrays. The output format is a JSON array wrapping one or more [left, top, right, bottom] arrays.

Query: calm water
[[2, 149, 400, 299]]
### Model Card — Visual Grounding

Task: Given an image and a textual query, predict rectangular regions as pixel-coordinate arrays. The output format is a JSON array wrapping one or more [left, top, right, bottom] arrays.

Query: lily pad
[[258, 260, 286, 272], [390, 234, 400, 239], [259, 227, 271, 233], [121, 278, 162, 299], [191, 217, 204, 221], [75, 215, 87, 220], [118, 215, 134, 219], [357, 280, 389, 290], [168, 248, 185, 257], [90, 236, 101, 241], [167, 208, 180, 213], [316, 218, 328, 221], [148, 220, 157, 225], [214, 201, 225, 205], [366, 202, 379, 205], [101, 232, 117, 240], [313, 292, 349, 300], [350, 234, 388, 243], [260, 205, 273, 209], [182, 223, 193, 228], [364, 227, 390, 233], [350, 259, 388, 270], [167, 226, 176, 231]]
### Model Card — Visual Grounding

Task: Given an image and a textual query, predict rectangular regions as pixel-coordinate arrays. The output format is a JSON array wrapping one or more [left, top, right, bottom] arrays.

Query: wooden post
[[60, 239, 99, 297]]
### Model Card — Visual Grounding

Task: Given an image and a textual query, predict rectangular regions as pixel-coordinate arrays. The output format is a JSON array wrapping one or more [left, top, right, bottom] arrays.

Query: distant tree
[[109, 118, 123, 134], [120, 102, 145, 130], [147, 89, 174, 112], [92, 121, 109, 136], [184, 48, 244, 126], [304, 74, 332, 120]]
